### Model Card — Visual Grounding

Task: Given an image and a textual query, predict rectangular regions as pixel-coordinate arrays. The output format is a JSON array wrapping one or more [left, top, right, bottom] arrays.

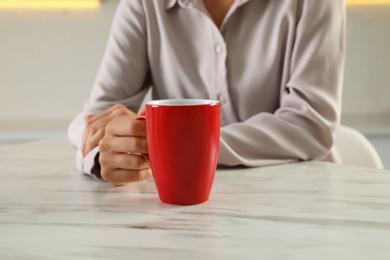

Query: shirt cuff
[[76, 146, 102, 179]]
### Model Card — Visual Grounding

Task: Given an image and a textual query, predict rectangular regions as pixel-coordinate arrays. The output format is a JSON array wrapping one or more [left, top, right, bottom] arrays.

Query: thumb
[[137, 106, 146, 117]]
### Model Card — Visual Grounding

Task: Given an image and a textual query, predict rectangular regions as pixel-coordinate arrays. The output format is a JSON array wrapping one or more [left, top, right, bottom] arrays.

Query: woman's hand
[[98, 114, 152, 185], [82, 104, 136, 157]]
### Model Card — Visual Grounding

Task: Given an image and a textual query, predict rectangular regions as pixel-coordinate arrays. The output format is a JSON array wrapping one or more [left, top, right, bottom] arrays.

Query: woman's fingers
[[99, 136, 148, 154], [80, 105, 152, 185], [87, 105, 117, 123], [99, 117, 148, 154], [81, 104, 138, 157], [101, 168, 152, 186], [84, 128, 105, 156], [99, 153, 151, 185], [98, 115, 151, 185], [81, 127, 90, 157], [89, 104, 136, 124], [137, 106, 146, 116], [100, 153, 150, 171], [106, 116, 147, 137]]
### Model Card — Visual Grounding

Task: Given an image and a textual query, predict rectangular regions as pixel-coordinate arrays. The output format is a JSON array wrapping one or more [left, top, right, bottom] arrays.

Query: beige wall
[[0, 0, 119, 123], [0, 2, 389, 130], [343, 6, 390, 118]]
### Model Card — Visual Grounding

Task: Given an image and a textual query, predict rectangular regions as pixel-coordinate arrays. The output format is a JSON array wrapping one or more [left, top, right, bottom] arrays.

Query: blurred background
[[0, 0, 389, 168]]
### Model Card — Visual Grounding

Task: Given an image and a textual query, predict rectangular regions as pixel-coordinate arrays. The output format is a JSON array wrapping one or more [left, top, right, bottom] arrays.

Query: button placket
[[218, 95, 227, 104], [208, 18, 238, 125], [215, 44, 223, 54], [216, 46, 233, 126]]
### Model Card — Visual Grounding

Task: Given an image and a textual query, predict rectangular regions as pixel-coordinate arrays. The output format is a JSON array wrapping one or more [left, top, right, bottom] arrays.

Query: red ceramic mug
[[137, 99, 220, 205]]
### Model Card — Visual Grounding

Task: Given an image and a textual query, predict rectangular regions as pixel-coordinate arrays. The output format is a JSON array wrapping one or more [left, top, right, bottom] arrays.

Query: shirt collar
[[165, 0, 196, 10], [165, 0, 178, 10], [165, 0, 251, 11]]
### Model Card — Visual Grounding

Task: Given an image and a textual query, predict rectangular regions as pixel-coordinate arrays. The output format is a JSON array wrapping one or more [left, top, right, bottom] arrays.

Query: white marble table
[[0, 140, 390, 259]]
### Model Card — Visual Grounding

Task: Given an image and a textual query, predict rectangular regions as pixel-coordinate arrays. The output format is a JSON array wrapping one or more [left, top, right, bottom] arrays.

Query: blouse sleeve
[[68, 0, 150, 174], [218, 0, 345, 166]]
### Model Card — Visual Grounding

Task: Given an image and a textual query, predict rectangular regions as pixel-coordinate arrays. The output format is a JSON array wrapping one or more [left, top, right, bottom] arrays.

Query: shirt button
[[215, 45, 223, 54], [219, 95, 227, 104]]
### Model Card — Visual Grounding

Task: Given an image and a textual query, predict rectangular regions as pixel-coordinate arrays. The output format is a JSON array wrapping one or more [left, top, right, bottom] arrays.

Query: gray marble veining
[[1, 140, 390, 259]]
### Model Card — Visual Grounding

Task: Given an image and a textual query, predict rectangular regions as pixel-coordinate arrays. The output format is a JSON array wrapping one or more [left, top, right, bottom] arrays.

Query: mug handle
[[135, 113, 151, 166]]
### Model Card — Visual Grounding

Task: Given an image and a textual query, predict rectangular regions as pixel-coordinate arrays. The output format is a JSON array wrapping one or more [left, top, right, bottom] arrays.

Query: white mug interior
[[146, 99, 220, 106]]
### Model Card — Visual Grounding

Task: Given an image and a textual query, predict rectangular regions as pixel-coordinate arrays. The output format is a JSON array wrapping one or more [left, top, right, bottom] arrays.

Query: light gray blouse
[[68, 0, 345, 175]]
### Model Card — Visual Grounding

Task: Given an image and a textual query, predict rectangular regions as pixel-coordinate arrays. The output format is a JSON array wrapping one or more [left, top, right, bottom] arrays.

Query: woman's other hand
[[82, 104, 136, 157]]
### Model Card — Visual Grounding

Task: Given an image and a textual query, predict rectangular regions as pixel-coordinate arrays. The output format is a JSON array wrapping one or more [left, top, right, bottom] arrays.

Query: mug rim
[[146, 99, 220, 106]]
